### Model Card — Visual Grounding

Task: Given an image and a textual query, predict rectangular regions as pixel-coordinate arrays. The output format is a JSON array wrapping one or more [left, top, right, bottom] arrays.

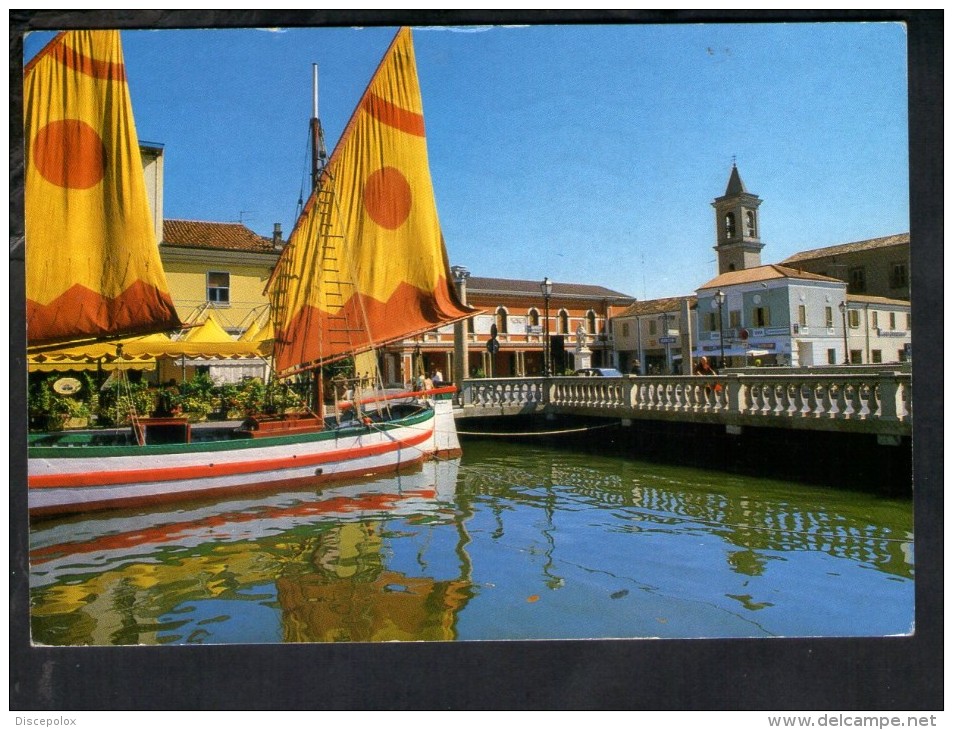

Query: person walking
[[693, 356, 721, 396], [694, 356, 718, 376]]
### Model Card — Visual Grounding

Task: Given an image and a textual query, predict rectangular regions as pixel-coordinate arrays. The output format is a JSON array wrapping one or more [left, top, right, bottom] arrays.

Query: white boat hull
[[29, 392, 461, 518]]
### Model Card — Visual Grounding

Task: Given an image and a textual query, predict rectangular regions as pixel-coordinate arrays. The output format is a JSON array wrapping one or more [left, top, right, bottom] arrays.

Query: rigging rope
[[360, 412, 620, 440], [455, 422, 620, 438]]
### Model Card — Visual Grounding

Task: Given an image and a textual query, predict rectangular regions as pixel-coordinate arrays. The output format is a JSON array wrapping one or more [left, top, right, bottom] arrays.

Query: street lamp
[[451, 266, 470, 389], [541, 277, 553, 376], [662, 311, 671, 374], [715, 290, 726, 368], [839, 301, 849, 365]]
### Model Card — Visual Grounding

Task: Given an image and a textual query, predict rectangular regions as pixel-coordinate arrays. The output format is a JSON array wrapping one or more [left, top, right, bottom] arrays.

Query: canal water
[[28, 438, 914, 645]]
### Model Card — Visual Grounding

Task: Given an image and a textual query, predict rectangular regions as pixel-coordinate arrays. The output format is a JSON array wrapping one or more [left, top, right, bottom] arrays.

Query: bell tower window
[[725, 212, 736, 239], [746, 211, 756, 237]]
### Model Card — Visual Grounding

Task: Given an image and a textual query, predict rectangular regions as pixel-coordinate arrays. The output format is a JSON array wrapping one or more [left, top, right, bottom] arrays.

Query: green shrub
[[235, 377, 305, 416], [28, 374, 99, 430], [97, 379, 155, 427]]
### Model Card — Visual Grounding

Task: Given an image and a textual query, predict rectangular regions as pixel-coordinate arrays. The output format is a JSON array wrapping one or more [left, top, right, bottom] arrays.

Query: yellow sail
[[24, 30, 181, 347], [269, 27, 474, 375]]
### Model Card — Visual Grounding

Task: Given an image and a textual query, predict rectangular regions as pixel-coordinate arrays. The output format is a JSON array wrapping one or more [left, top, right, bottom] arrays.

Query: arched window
[[495, 307, 508, 334], [725, 212, 736, 238], [586, 310, 597, 333], [746, 211, 756, 237], [528, 308, 540, 328], [558, 310, 569, 334]]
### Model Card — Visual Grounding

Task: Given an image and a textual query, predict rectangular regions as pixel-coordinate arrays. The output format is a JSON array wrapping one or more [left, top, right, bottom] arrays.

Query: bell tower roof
[[725, 163, 746, 196]]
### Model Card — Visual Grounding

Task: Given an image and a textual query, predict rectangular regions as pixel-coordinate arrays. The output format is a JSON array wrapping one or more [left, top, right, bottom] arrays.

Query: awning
[[28, 360, 156, 373], [693, 344, 779, 358], [27, 333, 170, 372], [28, 316, 272, 372], [155, 316, 266, 359]]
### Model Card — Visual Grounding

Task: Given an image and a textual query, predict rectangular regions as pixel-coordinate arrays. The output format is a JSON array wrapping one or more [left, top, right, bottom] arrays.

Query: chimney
[[272, 223, 283, 250]]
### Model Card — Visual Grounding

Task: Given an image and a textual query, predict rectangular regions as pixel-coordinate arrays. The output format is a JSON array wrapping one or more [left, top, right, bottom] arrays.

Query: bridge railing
[[459, 372, 911, 431], [463, 378, 546, 409]]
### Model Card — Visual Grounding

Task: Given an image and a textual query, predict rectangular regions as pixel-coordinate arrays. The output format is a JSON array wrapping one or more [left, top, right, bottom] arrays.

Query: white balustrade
[[459, 372, 910, 435]]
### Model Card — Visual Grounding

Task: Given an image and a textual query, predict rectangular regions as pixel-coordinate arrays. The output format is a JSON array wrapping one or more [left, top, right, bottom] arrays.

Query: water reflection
[[276, 521, 472, 642], [29, 442, 914, 644], [31, 460, 469, 645]]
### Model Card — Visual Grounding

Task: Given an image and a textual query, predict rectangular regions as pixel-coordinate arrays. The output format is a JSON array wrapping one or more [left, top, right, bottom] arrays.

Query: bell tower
[[712, 163, 764, 273]]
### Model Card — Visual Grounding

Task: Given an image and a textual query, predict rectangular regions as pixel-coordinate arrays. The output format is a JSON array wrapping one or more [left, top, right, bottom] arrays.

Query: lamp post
[[839, 301, 849, 365], [715, 289, 726, 369], [541, 277, 553, 376], [662, 311, 671, 374], [451, 265, 470, 391]]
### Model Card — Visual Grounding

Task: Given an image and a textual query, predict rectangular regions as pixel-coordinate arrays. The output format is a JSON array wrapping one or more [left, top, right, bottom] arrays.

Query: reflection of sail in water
[[278, 520, 472, 642], [29, 460, 472, 645]]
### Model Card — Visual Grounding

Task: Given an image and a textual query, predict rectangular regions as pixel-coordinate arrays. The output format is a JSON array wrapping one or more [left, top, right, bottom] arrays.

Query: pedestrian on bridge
[[694, 356, 722, 396], [693, 356, 718, 376]]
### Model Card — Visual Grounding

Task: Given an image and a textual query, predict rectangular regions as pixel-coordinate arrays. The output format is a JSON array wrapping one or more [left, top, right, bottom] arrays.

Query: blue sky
[[23, 22, 910, 301]]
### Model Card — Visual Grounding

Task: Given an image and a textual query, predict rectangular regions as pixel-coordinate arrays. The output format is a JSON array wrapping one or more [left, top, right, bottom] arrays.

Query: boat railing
[[337, 385, 457, 410]]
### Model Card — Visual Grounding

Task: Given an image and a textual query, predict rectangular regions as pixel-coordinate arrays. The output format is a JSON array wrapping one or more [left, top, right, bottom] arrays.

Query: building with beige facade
[[842, 295, 912, 365], [780, 233, 910, 301], [611, 296, 696, 375]]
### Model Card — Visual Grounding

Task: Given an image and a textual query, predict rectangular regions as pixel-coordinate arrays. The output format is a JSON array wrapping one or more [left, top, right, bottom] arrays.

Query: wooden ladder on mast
[[310, 181, 366, 355]]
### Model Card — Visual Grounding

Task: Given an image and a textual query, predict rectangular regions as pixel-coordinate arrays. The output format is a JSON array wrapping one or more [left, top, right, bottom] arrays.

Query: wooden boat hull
[[28, 393, 461, 518]]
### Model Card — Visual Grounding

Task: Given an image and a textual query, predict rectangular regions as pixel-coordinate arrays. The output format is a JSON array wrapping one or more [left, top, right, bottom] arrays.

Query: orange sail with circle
[[24, 30, 181, 348], [269, 27, 475, 375]]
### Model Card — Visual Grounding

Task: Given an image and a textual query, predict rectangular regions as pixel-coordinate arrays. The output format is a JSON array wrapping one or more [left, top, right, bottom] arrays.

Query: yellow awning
[[28, 332, 168, 372], [28, 319, 270, 370], [156, 316, 265, 359], [29, 360, 156, 373]]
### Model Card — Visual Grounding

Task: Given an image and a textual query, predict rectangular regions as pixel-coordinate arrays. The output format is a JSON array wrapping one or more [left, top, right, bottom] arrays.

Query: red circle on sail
[[363, 166, 412, 229], [32, 119, 107, 189]]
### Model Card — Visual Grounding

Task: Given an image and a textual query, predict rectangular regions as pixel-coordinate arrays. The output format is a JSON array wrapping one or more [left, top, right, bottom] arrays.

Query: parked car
[[574, 367, 624, 377]]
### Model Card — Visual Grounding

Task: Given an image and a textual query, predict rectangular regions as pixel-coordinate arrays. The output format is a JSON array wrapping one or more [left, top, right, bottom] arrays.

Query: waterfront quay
[[454, 368, 912, 494]]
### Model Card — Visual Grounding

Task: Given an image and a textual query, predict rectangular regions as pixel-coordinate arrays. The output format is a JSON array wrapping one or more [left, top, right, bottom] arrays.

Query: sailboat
[[26, 28, 475, 518]]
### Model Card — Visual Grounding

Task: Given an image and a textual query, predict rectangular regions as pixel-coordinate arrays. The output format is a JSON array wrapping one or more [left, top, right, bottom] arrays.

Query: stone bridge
[[455, 371, 911, 443]]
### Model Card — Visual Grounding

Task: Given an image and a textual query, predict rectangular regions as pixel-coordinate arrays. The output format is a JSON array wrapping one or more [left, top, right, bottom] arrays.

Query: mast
[[309, 63, 328, 419], [310, 63, 328, 191]]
